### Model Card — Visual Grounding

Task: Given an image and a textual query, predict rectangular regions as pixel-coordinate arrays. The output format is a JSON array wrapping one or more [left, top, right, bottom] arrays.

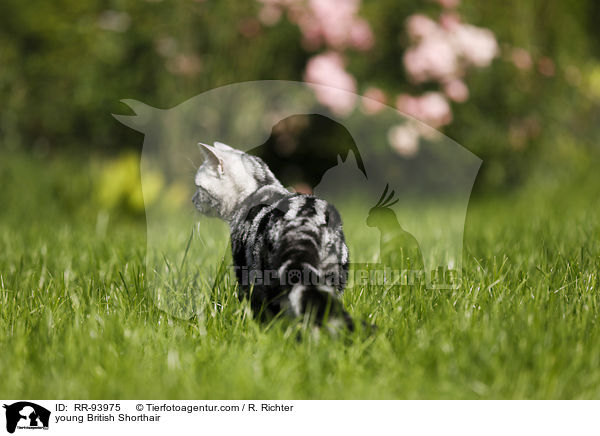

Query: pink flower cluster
[[304, 52, 357, 115], [254, 0, 501, 157], [257, 0, 374, 51], [390, 8, 498, 150], [388, 4, 498, 155], [258, 0, 374, 115], [403, 13, 498, 88], [396, 92, 452, 128]]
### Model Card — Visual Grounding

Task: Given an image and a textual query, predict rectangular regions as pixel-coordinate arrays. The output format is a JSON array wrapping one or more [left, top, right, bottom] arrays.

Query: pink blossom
[[258, 0, 375, 51], [388, 123, 420, 157], [406, 14, 438, 40], [443, 78, 469, 102], [405, 14, 497, 83], [258, 4, 283, 26], [286, 2, 306, 23], [403, 34, 458, 83], [304, 52, 357, 115], [257, 0, 295, 5], [361, 87, 387, 114], [439, 12, 461, 31], [396, 94, 421, 119], [396, 92, 452, 128], [538, 57, 555, 77], [511, 47, 533, 71], [418, 92, 452, 127], [296, 14, 323, 50], [166, 53, 202, 76], [308, 0, 359, 49], [451, 24, 498, 68], [276, 0, 375, 51], [350, 18, 375, 51]]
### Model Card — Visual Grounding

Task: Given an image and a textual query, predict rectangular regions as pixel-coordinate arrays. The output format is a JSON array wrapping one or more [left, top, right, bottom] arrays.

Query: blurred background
[[1, 0, 599, 218]]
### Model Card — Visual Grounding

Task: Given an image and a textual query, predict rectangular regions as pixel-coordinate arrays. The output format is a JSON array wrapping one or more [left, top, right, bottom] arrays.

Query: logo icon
[[3, 402, 50, 434], [113, 80, 481, 318]]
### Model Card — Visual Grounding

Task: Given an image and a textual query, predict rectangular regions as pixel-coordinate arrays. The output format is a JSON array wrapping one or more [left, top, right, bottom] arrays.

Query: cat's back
[[230, 187, 346, 272], [232, 186, 340, 230]]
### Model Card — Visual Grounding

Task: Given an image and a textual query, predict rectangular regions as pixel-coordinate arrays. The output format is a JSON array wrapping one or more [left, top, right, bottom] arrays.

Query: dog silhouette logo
[[3, 402, 50, 433]]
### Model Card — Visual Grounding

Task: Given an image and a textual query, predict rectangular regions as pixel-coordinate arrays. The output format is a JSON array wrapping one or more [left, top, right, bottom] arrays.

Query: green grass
[[1, 152, 600, 399]]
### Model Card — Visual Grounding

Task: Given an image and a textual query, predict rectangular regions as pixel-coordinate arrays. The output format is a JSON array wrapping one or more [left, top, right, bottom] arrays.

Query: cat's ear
[[198, 142, 224, 176], [212, 141, 236, 152]]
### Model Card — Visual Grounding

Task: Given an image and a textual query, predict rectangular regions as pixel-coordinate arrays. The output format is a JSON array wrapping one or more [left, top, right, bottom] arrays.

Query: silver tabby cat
[[193, 141, 353, 330]]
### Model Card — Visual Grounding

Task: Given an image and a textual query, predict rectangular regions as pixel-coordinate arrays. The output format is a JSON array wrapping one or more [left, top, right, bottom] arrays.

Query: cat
[[193, 141, 354, 330]]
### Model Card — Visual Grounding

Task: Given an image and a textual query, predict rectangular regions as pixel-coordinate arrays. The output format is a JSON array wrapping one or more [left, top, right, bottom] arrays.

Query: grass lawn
[[1, 152, 599, 399]]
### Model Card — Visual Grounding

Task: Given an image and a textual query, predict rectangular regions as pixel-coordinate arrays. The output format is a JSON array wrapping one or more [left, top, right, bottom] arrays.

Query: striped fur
[[193, 141, 353, 329]]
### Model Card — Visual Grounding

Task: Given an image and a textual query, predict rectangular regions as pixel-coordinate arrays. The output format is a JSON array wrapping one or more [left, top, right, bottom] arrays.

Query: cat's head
[[193, 141, 282, 220]]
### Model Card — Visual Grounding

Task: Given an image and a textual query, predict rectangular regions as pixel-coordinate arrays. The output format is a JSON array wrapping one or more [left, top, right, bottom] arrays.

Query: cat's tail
[[276, 218, 353, 330], [286, 282, 354, 331]]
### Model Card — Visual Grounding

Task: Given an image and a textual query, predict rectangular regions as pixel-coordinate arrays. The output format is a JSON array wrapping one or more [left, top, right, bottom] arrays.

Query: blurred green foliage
[[1, 0, 599, 195]]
